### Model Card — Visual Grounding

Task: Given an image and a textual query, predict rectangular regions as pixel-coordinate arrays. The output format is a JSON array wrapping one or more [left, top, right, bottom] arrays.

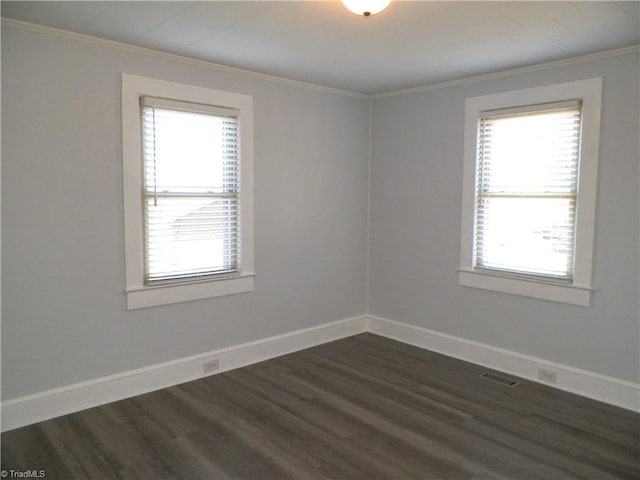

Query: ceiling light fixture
[[342, 0, 391, 17]]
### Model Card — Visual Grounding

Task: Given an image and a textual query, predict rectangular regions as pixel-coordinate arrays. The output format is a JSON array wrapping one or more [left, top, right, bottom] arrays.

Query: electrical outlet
[[538, 368, 557, 383], [202, 358, 220, 374]]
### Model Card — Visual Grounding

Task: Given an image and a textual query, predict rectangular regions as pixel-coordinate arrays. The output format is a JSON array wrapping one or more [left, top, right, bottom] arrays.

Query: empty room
[[1, 1, 639, 478]]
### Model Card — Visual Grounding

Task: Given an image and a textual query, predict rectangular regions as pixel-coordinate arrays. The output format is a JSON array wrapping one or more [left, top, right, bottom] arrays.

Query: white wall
[[369, 51, 640, 384], [2, 22, 638, 406], [1, 25, 370, 401]]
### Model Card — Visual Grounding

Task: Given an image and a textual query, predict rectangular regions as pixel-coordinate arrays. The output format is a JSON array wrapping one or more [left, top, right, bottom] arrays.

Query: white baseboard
[[366, 315, 640, 413], [4, 313, 637, 432], [1, 315, 368, 432]]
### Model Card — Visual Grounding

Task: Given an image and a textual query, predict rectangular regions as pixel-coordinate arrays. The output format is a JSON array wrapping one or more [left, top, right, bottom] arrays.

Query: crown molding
[[2, 17, 638, 101], [374, 45, 640, 99], [0, 17, 369, 100]]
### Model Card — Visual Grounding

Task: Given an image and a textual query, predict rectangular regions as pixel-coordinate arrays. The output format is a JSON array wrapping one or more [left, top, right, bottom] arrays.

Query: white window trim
[[122, 74, 254, 309], [459, 78, 602, 307]]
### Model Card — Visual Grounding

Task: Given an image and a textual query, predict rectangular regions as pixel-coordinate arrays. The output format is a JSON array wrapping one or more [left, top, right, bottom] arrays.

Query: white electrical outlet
[[202, 358, 220, 374], [538, 368, 558, 383]]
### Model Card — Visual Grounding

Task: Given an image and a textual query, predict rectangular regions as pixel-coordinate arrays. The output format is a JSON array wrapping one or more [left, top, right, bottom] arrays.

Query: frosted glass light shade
[[342, 0, 391, 16]]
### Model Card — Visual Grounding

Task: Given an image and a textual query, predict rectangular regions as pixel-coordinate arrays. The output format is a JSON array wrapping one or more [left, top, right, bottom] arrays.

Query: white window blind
[[141, 96, 240, 284], [473, 100, 582, 280]]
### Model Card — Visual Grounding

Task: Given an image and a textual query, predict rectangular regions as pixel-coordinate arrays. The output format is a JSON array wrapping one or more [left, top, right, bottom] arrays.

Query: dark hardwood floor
[[2, 333, 639, 479]]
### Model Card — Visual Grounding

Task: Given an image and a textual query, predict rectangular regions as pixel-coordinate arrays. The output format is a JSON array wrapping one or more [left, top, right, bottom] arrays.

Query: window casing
[[459, 78, 602, 306], [122, 74, 254, 309]]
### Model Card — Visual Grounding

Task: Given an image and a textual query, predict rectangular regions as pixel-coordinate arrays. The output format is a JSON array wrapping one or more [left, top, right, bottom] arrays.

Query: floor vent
[[481, 372, 519, 387]]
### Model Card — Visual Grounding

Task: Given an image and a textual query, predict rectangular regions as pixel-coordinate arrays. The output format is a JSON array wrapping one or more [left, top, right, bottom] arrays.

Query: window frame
[[122, 74, 254, 310], [458, 78, 602, 307]]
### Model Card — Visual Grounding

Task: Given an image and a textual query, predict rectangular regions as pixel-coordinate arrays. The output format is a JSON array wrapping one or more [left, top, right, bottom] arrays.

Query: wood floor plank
[[207, 373, 410, 479], [275, 354, 580, 480], [461, 414, 630, 480], [37, 415, 125, 479], [223, 367, 460, 480], [276, 371, 489, 479], [168, 378, 337, 479], [0, 422, 72, 479], [301, 346, 475, 422], [2, 333, 639, 480]]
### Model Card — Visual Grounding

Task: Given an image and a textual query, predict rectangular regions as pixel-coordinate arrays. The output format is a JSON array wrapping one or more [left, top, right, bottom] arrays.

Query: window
[[474, 101, 581, 280], [122, 74, 254, 309], [141, 97, 241, 283], [459, 78, 602, 306]]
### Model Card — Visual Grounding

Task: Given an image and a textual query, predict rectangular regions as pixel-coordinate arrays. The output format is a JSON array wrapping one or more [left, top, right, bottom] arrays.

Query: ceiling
[[2, 1, 639, 94]]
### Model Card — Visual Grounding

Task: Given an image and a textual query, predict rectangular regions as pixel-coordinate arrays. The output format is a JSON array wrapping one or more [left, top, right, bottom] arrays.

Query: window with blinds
[[473, 100, 582, 280], [140, 97, 240, 284]]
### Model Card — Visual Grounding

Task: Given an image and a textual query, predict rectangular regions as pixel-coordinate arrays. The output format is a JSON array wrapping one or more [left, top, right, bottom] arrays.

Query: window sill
[[458, 268, 592, 307], [126, 273, 255, 310]]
